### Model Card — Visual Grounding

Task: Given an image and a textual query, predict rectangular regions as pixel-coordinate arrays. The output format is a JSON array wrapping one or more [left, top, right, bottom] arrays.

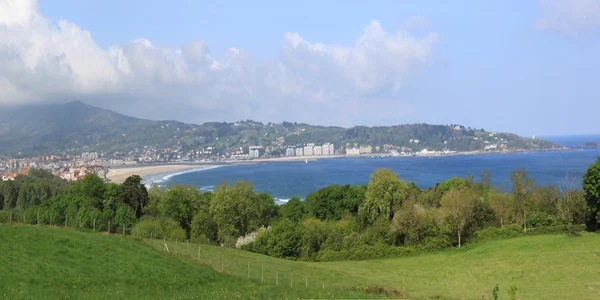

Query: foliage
[[1, 166, 595, 264], [120, 175, 149, 218], [359, 169, 408, 225], [304, 184, 365, 221], [281, 197, 304, 222], [132, 216, 186, 240], [441, 188, 477, 247], [253, 219, 303, 259], [508, 285, 518, 300], [209, 181, 272, 243], [583, 157, 600, 224], [492, 284, 499, 300]]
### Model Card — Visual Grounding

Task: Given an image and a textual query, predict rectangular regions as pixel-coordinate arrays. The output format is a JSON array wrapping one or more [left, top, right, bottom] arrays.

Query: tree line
[[2, 157, 600, 262]]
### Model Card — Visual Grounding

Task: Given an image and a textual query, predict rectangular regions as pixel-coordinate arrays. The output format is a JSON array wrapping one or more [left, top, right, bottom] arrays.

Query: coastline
[[107, 148, 573, 185], [106, 165, 210, 184]]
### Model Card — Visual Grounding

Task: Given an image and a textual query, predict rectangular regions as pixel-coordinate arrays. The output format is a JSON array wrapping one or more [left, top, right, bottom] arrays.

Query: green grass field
[[2, 224, 600, 299], [147, 232, 600, 299], [0, 225, 375, 300]]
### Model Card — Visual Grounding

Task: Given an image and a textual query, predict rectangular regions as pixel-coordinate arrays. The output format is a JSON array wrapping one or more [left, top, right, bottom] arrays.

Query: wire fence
[[0, 215, 348, 292], [152, 238, 342, 291]]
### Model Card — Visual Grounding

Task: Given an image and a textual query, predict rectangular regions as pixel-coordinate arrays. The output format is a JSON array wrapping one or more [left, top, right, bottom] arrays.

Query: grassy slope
[[0, 225, 374, 300], [147, 233, 600, 300]]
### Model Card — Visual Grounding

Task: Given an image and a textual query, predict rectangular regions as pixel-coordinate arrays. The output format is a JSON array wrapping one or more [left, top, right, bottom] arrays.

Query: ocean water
[[150, 148, 600, 202]]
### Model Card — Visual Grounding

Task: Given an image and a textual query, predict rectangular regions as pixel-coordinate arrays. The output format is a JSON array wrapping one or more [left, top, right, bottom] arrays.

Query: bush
[[235, 226, 267, 249], [132, 216, 186, 240], [528, 224, 585, 235], [472, 225, 524, 242], [416, 235, 452, 252], [253, 219, 303, 259], [0, 210, 11, 223], [317, 243, 416, 261]]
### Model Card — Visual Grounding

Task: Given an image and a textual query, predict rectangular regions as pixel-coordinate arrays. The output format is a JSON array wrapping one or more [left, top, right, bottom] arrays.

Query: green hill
[[147, 232, 600, 300], [2, 225, 600, 299], [0, 102, 561, 155], [0, 225, 372, 299]]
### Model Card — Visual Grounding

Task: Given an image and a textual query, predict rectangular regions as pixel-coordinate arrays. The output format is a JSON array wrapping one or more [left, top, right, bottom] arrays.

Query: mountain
[[0, 102, 562, 156]]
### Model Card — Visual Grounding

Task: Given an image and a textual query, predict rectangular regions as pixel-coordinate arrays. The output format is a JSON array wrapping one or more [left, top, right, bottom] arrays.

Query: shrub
[[317, 243, 415, 261], [235, 226, 267, 249], [472, 225, 523, 242], [416, 235, 452, 252], [253, 219, 303, 259], [132, 216, 186, 240]]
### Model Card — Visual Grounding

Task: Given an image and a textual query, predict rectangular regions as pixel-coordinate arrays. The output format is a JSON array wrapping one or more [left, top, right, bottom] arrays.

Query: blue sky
[[1, 0, 599, 136]]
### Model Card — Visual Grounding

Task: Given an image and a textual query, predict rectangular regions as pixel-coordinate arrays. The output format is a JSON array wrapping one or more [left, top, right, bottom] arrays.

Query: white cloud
[[536, 0, 600, 32], [0, 0, 437, 126]]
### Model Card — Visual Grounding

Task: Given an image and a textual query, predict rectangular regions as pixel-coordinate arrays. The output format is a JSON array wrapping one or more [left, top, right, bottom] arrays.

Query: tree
[[441, 188, 477, 247], [282, 197, 304, 222], [253, 219, 303, 259], [209, 181, 262, 243], [158, 184, 203, 235], [560, 173, 587, 234], [144, 183, 166, 216], [490, 193, 512, 227], [391, 198, 442, 246], [583, 157, 600, 224], [190, 212, 218, 243], [120, 175, 149, 218], [255, 192, 278, 227], [510, 169, 534, 232], [359, 169, 409, 225]]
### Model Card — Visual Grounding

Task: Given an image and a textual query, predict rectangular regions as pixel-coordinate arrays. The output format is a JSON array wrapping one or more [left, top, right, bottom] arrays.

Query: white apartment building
[[285, 148, 295, 156], [303, 144, 314, 156]]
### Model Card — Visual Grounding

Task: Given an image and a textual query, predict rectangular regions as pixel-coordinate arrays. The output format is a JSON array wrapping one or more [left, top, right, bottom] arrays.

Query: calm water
[[149, 147, 600, 201]]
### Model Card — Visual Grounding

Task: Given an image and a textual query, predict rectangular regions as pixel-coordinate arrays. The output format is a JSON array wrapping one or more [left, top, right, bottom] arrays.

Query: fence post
[[37, 211, 39, 225], [221, 253, 224, 273], [50, 214, 52, 226], [247, 260, 250, 279], [276, 269, 278, 286], [291, 272, 293, 288], [65, 214, 67, 227], [93, 219, 96, 231], [198, 247, 201, 260], [175, 238, 178, 254], [261, 264, 264, 283], [305, 277, 307, 289], [9, 211, 12, 224], [79, 216, 82, 227], [108, 220, 111, 234]]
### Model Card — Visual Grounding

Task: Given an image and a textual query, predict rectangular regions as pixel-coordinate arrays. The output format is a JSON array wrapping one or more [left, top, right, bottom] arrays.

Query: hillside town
[[0, 130, 529, 183]]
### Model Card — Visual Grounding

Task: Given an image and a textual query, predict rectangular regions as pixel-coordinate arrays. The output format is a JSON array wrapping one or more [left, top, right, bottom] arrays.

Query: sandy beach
[[106, 165, 207, 184]]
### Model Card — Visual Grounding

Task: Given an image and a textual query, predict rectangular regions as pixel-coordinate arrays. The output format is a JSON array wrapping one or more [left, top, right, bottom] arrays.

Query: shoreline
[[106, 164, 214, 184], [106, 148, 575, 184]]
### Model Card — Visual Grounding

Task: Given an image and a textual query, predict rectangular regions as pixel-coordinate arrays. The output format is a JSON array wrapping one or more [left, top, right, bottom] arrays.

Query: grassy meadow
[[148, 232, 600, 299], [2, 224, 600, 299], [0, 225, 376, 300]]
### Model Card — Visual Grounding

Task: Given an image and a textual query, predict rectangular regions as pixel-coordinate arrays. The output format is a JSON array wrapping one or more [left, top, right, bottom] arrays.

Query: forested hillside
[[0, 102, 560, 155]]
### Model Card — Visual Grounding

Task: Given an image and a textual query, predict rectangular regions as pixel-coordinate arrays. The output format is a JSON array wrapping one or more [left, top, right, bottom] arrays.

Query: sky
[[0, 0, 599, 136]]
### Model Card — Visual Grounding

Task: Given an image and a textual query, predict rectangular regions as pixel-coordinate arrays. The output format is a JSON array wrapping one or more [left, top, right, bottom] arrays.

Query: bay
[[153, 148, 600, 202]]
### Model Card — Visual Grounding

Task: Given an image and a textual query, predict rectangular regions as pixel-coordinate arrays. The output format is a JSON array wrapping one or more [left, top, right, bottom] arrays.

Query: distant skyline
[[1, 0, 599, 136]]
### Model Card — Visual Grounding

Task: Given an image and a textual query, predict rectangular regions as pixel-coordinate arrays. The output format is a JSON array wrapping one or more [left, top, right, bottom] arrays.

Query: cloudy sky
[[1, 0, 599, 136]]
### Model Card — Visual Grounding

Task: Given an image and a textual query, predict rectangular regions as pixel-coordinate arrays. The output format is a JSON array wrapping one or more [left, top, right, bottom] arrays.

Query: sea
[[145, 135, 600, 203]]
